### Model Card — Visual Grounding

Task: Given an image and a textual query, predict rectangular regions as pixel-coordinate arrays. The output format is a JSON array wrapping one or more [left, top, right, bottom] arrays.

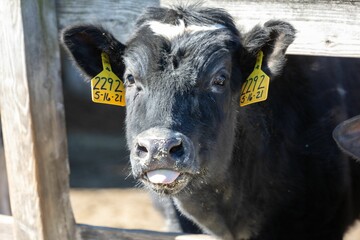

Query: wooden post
[[0, 0, 75, 240]]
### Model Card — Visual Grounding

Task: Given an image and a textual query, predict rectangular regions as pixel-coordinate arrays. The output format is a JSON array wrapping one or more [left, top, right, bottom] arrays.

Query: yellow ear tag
[[90, 52, 126, 106], [240, 51, 270, 107]]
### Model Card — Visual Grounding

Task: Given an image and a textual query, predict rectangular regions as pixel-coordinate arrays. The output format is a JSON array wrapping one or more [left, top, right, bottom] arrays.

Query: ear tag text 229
[[240, 51, 270, 107], [90, 52, 125, 106]]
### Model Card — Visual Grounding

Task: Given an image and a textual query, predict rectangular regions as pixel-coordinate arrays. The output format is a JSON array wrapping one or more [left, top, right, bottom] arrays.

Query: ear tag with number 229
[[90, 52, 125, 106], [240, 51, 270, 107]]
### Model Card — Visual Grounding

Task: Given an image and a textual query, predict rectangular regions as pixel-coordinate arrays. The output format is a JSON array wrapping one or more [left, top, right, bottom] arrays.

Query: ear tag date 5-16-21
[[90, 52, 125, 106], [240, 51, 270, 107]]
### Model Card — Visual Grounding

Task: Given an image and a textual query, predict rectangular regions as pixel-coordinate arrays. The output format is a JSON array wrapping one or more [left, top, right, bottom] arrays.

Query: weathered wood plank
[[76, 224, 217, 240], [57, 0, 360, 57], [161, 0, 360, 57], [0, 218, 216, 240], [56, 0, 160, 43], [0, 0, 75, 240], [0, 214, 14, 240], [0, 127, 11, 215], [77, 224, 179, 240]]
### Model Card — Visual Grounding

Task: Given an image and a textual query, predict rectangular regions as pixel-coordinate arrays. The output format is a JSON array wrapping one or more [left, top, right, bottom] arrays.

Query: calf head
[[62, 6, 295, 195]]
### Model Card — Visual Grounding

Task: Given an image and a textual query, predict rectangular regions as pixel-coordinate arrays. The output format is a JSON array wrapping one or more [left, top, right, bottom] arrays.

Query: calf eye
[[125, 74, 135, 85], [212, 75, 226, 87]]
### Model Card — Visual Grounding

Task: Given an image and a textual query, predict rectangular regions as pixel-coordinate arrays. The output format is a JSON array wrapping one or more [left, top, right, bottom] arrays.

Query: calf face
[[62, 6, 295, 197], [123, 15, 240, 194]]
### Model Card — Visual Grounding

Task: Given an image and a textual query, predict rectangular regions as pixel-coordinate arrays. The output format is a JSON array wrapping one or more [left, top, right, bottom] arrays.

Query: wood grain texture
[[77, 224, 179, 240], [0, 0, 75, 239], [0, 219, 217, 240], [76, 224, 217, 240], [56, 0, 160, 43], [161, 0, 360, 57]]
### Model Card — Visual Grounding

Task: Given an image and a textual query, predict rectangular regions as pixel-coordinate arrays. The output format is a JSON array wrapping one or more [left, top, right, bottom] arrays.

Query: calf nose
[[135, 136, 185, 161], [132, 128, 194, 167], [130, 128, 196, 181]]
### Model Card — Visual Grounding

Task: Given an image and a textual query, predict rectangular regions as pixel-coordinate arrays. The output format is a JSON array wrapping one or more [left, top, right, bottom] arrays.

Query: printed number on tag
[[240, 72, 269, 106], [90, 52, 126, 106], [240, 51, 270, 107]]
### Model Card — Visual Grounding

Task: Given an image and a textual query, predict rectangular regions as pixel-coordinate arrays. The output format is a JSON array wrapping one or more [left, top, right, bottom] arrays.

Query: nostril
[[136, 144, 148, 158], [169, 142, 184, 158]]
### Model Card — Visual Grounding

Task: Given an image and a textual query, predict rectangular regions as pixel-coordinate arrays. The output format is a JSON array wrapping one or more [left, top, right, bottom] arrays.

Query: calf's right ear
[[61, 25, 126, 79], [333, 115, 360, 161]]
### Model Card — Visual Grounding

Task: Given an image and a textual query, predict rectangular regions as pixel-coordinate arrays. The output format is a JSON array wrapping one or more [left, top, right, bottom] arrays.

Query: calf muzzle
[[130, 127, 197, 194]]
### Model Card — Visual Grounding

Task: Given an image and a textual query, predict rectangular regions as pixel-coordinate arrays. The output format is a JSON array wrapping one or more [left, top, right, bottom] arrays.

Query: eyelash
[[212, 75, 226, 86], [125, 74, 135, 85]]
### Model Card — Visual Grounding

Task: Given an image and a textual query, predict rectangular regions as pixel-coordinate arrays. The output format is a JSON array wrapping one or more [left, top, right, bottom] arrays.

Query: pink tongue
[[147, 169, 180, 184]]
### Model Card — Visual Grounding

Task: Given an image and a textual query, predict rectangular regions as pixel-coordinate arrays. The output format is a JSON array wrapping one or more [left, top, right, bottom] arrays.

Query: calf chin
[[130, 127, 200, 195]]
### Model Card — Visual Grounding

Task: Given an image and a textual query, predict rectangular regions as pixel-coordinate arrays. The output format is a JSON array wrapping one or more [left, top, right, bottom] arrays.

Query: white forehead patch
[[147, 19, 225, 40]]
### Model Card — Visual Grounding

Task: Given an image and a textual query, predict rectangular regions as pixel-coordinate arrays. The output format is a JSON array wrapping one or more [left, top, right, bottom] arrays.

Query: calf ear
[[333, 115, 360, 161], [61, 25, 126, 79], [242, 20, 296, 77]]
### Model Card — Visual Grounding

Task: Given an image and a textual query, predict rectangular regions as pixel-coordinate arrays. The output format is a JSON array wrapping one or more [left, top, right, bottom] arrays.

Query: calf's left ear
[[242, 20, 296, 77], [61, 25, 126, 79], [333, 115, 360, 161]]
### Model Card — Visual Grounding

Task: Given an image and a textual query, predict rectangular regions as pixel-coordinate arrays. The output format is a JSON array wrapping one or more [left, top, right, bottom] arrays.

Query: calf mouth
[[140, 169, 192, 195]]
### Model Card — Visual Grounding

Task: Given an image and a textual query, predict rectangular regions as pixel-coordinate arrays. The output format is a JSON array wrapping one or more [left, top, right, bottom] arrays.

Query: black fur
[[334, 115, 360, 161], [61, 5, 360, 240]]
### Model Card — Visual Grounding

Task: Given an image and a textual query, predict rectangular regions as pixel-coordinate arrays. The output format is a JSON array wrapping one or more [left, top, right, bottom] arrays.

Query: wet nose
[[132, 127, 195, 166], [135, 136, 185, 161], [130, 128, 196, 180]]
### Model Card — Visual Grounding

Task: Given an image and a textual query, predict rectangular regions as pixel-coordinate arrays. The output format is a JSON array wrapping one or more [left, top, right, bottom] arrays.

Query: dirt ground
[[70, 188, 165, 231], [63, 78, 360, 240]]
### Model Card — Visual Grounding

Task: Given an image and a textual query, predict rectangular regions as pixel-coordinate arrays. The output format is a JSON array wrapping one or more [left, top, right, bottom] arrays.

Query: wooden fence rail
[[0, 214, 216, 240], [0, 0, 359, 240], [56, 0, 360, 57], [162, 0, 360, 57]]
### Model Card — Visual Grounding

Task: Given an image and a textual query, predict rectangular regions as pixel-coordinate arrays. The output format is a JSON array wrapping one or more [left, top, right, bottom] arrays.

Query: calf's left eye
[[212, 75, 226, 87]]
